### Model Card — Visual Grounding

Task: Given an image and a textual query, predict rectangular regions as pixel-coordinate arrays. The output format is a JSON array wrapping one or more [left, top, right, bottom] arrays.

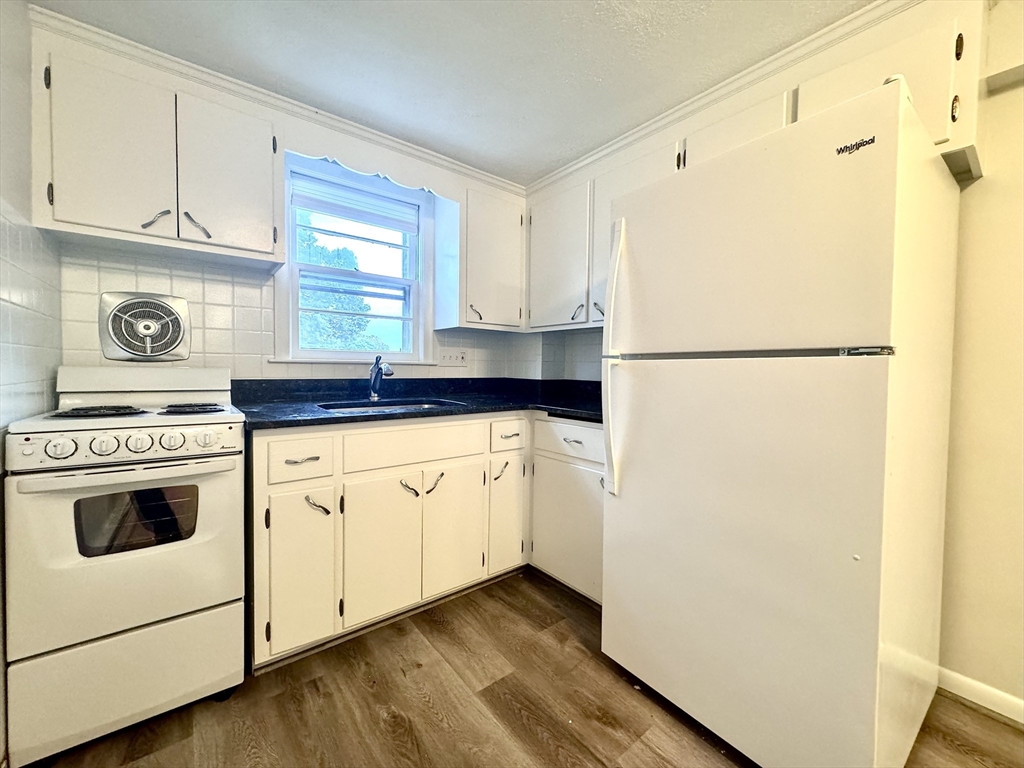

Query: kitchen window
[[279, 153, 435, 363]]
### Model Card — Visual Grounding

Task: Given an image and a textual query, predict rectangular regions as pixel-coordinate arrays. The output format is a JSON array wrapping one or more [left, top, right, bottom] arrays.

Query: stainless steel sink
[[318, 398, 467, 413]]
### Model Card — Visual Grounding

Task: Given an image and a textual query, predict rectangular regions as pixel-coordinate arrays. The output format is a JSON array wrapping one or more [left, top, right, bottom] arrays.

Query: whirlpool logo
[[836, 136, 876, 156]]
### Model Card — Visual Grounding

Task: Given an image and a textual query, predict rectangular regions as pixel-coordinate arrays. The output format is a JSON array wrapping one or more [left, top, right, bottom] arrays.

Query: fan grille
[[108, 298, 184, 357]]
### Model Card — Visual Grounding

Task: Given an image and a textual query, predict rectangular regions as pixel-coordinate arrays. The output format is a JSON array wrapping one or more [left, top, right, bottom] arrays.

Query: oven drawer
[[490, 419, 526, 452], [343, 423, 487, 473], [7, 601, 243, 768], [268, 436, 334, 484], [534, 419, 604, 464]]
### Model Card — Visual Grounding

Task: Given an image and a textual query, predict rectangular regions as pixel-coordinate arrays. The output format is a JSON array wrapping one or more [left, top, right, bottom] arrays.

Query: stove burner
[[161, 403, 225, 415], [49, 405, 148, 418]]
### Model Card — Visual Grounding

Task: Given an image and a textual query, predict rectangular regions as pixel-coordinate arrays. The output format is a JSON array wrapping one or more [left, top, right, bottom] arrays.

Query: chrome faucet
[[368, 355, 393, 401]]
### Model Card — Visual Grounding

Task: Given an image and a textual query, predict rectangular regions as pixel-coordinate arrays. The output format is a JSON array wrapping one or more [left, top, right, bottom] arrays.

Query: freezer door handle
[[602, 359, 619, 495]]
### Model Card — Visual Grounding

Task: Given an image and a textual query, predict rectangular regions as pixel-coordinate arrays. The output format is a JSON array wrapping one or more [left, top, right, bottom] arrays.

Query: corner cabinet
[[527, 181, 592, 328], [250, 413, 529, 670]]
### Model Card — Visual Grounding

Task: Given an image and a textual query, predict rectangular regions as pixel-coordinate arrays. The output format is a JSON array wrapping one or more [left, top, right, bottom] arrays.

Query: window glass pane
[[299, 272, 409, 318], [299, 311, 411, 353], [295, 210, 410, 279], [74, 486, 199, 558], [303, 210, 404, 245]]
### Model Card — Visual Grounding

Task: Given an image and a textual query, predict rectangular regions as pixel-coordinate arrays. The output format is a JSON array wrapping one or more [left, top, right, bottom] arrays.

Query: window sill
[[268, 357, 439, 366]]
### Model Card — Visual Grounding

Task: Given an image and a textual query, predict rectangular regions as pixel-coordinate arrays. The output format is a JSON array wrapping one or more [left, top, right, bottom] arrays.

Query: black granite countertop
[[232, 378, 602, 430]]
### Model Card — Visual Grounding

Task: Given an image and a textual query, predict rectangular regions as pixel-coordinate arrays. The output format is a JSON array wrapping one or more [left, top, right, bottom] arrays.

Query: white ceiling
[[35, 0, 871, 185]]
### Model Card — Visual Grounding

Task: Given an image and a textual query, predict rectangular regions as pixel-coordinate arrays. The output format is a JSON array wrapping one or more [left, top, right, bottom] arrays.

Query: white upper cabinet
[[686, 93, 790, 167], [50, 56, 178, 240], [176, 93, 275, 253], [591, 143, 678, 324], [465, 189, 523, 327], [528, 181, 591, 328]]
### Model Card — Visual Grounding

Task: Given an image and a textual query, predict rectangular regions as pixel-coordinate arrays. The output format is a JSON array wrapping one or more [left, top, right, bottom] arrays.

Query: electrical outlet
[[439, 350, 468, 366]]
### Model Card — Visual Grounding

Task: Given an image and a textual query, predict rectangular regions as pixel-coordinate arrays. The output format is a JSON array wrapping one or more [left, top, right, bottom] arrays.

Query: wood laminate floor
[[43, 570, 1024, 768]]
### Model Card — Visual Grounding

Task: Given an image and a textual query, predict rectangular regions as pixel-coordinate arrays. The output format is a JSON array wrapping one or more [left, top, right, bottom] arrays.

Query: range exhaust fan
[[99, 292, 191, 362]]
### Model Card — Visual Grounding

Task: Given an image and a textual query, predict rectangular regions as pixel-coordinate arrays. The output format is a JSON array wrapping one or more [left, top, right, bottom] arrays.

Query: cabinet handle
[[425, 472, 445, 495], [600, 477, 605, 489], [469, 304, 483, 320], [284, 455, 320, 465], [571, 303, 585, 321], [400, 479, 420, 497], [593, 302, 605, 317], [493, 461, 509, 481], [140, 209, 172, 229], [304, 495, 331, 516], [500, 432, 520, 439], [183, 211, 213, 239], [563, 437, 583, 446]]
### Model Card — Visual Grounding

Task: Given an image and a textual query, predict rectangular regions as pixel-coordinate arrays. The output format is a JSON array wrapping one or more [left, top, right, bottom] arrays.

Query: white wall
[[541, 328, 602, 381], [59, 246, 527, 380]]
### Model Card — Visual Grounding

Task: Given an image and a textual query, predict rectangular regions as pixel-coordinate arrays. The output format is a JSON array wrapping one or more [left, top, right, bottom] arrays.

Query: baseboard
[[938, 667, 1024, 726]]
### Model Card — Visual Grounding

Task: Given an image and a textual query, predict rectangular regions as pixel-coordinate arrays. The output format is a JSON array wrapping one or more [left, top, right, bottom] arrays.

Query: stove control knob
[[159, 432, 186, 451], [195, 429, 218, 448], [126, 433, 154, 453], [45, 437, 77, 459], [90, 435, 119, 456]]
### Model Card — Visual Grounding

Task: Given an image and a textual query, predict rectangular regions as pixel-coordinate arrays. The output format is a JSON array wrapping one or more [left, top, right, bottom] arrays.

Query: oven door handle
[[15, 458, 238, 494]]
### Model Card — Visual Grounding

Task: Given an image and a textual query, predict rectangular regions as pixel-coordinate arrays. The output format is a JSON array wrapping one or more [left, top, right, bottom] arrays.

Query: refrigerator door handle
[[602, 358, 619, 495], [603, 218, 626, 358]]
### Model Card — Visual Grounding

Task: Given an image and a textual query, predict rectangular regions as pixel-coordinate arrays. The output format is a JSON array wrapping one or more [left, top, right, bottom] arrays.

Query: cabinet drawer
[[534, 420, 604, 464], [267, 437, 334, 485], [343, 423, 487, 473], [490, 419, 526, 452]]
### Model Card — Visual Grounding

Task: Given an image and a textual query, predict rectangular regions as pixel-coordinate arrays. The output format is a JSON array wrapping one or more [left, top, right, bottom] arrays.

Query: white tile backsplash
[[0, 211, 62, 429], [541, 328, 603, 381]]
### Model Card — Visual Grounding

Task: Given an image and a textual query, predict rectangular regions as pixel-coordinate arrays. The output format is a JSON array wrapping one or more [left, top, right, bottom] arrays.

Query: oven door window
[[74, 485, 199, 557]]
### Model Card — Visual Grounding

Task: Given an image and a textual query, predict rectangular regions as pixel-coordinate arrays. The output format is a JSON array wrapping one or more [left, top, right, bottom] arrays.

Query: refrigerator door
[[606, 83, 907, 356], [602, 356, 889, 767]]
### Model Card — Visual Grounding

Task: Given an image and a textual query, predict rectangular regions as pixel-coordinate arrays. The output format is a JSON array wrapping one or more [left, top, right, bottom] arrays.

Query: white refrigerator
[[600, 81, 960, 768]]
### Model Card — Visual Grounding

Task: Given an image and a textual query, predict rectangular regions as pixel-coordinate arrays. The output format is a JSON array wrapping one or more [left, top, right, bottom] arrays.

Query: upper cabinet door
[[686, 93, 789, 167], [49, 56, 178, 239], [176, 92, 274, 253], [591, 143, 678, 324], [466, 189, 523, 327], [528, 182, 591, 328]]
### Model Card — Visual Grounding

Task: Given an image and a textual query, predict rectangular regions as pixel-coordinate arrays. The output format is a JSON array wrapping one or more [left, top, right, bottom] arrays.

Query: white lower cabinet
[[532, 454, 605, 602], [422, 462, 487, 598], [267, 484, 336, 655], [488, 454, 525, 574], [343, 471, 423, 628]]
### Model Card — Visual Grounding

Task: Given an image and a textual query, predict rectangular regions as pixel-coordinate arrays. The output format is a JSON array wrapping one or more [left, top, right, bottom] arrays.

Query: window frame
[[276, 154, 436, 365]]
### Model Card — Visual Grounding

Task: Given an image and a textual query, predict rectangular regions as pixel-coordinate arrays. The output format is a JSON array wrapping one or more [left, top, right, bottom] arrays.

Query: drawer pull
[[304, 495, 331, 516], [500, 432, 521, 439], [400, 479, 420, 498], [563, 438, 584, 446], [493, 461, 510, 481], [284, 455, 320, 465], [425, 472, 445, 495]]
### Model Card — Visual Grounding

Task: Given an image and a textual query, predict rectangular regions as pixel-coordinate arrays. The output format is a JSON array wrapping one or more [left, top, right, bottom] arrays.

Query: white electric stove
[[4, 366, 246, 767]]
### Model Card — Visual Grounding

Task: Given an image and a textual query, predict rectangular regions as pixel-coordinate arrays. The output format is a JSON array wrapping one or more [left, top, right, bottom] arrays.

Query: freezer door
[[602, 356, 889, 768], [607, 83, 907, 355]]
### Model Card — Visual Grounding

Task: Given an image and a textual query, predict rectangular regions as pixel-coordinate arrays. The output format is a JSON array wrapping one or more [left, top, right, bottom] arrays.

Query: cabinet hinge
[[529, 215, 532, 225], [521, 540, 524, 553], [273, 226, 278, 244], [265, 621, 271, 642], [676, 152, 681, 170], [272, 135, 277, 153], [482, 552, 485, 567], [682, 148, 687, 168], [46, 183, 53, 206], [264, 507, 270, 529], [519, 307, 522, 320], [482, 469, 486, 486], [520, 214, 523, 226], [44, 65, 51, 89], [531, 541, 534, 553], [339, 495, 344, 514], [532, 462, 535, 476], [339, 598, 344, 617]]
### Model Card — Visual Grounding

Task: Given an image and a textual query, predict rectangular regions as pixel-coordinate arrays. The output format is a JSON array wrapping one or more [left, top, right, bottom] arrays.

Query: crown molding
[[28, 5, 526, 197], [525, 0, 923, 196]]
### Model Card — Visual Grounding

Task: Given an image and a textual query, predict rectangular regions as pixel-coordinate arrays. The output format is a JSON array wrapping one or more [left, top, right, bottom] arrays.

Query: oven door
[[4, 456, 243, 661]]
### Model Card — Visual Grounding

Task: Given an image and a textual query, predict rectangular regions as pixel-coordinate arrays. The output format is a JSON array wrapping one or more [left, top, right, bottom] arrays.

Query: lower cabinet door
[[488, 455, 525, 574], [532, 455, 604, 601], [268, 485, 336, 655], [343, 471, 423, 628], [422, 462, 486, 599]]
